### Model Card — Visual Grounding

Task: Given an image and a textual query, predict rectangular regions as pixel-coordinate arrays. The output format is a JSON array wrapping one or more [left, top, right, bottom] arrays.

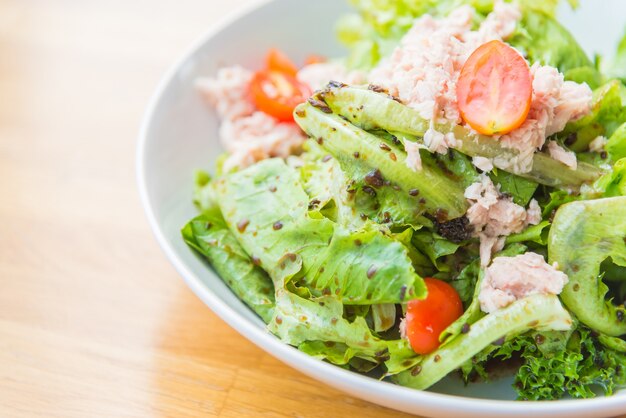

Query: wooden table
[[0, 1, 416, 416]]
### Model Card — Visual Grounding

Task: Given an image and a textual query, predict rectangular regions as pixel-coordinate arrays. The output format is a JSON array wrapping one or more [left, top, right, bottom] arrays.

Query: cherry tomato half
[[266, 48, 299, 77], [405, 278, 463, 355], [457, 40, 532, 136], [249, 70, 311, 122]]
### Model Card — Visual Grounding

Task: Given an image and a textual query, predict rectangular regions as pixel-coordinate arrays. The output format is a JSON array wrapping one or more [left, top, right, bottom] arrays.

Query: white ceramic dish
[[137, 1, 626, 416]]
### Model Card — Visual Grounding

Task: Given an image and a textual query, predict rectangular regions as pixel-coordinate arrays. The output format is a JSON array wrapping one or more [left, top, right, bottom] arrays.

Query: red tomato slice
[[457, 40, 532, 136], [249, 70, 311, 122], [405, 278, 463, 355], [304, 54, 326, 66], [266, 48, 299, 77]]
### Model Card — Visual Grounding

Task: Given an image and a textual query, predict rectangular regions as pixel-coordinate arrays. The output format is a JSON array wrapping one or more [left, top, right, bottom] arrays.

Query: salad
[[182, 0, 626, 400]]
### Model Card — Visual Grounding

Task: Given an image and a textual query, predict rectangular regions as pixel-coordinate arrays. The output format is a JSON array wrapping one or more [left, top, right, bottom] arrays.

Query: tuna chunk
[[369, 1, 521, 154], [368, 1, 591, 172], [464, 175, 540, 265], [498, 65, 590, 173], [197, 66, 305, 171], [546, 141, 577, 169], [479, 252, 569, 313]]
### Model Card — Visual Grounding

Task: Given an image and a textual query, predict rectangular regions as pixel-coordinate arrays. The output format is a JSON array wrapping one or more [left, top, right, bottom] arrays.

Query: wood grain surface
[[0, 1, 417, 416]]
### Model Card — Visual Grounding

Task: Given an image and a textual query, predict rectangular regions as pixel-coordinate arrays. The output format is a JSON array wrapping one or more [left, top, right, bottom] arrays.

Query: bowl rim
[[136, 0, 626, 415]]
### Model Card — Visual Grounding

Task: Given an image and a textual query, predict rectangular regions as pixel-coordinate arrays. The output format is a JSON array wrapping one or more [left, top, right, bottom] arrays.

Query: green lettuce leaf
[[181, 207, 275, 322], [509, 8, 593, 74], [588, 157, 626, 197], [318, 84, 603, 189], [294, 102, 469, 221], [213, 158, 425, 305], [489, 169, 538, 206], [606, 122, 626, 162], [549, 196, 626, 336], [393, 294, 573, 390], [505, 221, 551, 246], [300, 141, 364, 228], [559, 81, 626, 152], [412, 231, 461, 272]]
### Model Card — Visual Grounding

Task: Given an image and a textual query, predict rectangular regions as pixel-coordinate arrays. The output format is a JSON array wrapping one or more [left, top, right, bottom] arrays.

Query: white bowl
[[137, 1, 626, 416]]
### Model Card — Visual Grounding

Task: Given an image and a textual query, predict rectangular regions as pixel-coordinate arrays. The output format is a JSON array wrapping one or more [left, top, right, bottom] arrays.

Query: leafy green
[[213, 158, 425, 305], [489, 169, 538, 206], [300, 141, 364, 228], [506, 221, 550, 246], [294, 102, 469, 220], [513, 329, 626, 400], [181, 207, 275, 322], [549, 196, 626, 336], [559, 81, 626, 152], [606, 122, 626, 162], [193, 170, 215, 212], [412, 231, 461, 272], [318, 84, 603, 189], [564, 66, 603, 90], [589, 157, 626, 197], [509, 8, 593, 74], [393, 294, 573, 390]]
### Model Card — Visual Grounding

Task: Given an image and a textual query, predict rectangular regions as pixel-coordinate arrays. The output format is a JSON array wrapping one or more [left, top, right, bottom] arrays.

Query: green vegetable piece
[[506, 221, 551, 246], [213, 158, 425, 305], [269, 288, 389, 362], [606, 122, 626, 162], [294, 102, 469, 219], [509, 8, 592, 74], [560, 81, 626, 152], [371, 303, 397, 333], [549, 197, 626, 336], [412, 231, 460, 272], [564, 66, 602, 90], [300, 141, 364, 228], [319, 85, 603, 189], [489, 169, 538, 206], [598, 334, 626, 353], [590, 158, 626, 197], [181, 207, 275, 322], [513, 328, 626, 399], [394, 294, 572, 390]]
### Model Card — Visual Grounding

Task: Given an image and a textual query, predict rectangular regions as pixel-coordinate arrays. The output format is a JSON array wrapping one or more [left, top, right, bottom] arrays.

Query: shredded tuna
[[526, 199, 542, 225], [369, 1, 521, 154], [464, 175, 540, 265], [368, 2, 591, 171], [546, 141, 577, 170], [197, 66, 306, 171], [424, 123, 458, 154], [479, 252, 569, 313], [219, 112, 305, 172], [472, 156, 494, 172], [196, 66, 255, 120], [399, 317, 408, 340], [498, 65, 590, 173], [589, 135, 608, 153], [404, 141, 424, 171], [296, 62, 366, 91]]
